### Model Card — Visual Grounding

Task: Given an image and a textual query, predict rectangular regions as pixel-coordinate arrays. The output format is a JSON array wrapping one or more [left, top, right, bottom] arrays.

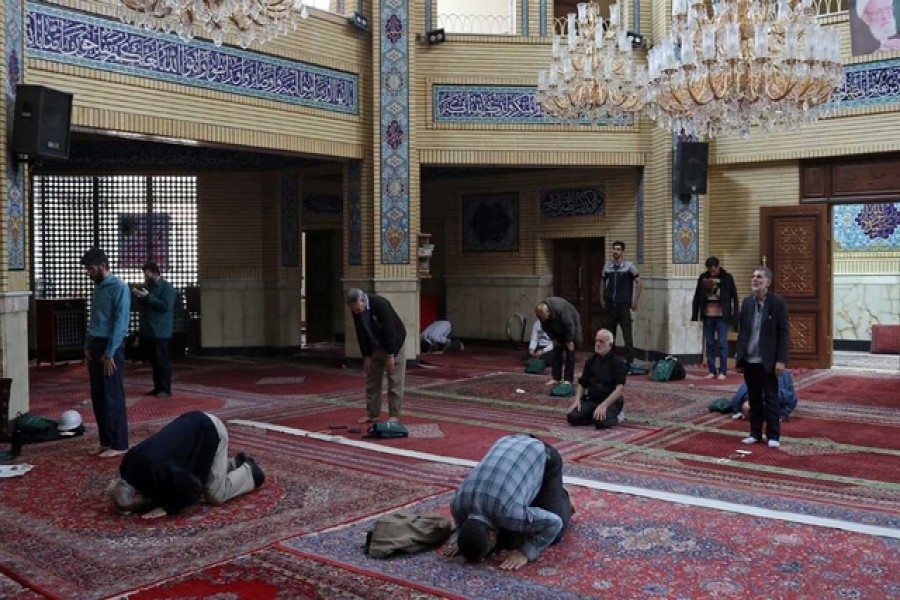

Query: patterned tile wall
[[25, 4, 358, 114], [379, 0, 410, 264]]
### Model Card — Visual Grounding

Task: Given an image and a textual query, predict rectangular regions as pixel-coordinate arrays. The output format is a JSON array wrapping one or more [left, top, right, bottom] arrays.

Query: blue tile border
[[25, 3, 358, 115], [6, 0, 25, 269], [379, 0, 410, 264], [831, 58, 900, 110], [348, 161, 362, 266]]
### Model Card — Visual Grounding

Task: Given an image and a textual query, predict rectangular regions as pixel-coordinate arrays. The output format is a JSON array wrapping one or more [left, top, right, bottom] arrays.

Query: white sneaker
[[768, 439, 781, 449], [618, 410, 626, 424], [731, 413, 743, 420], [741, 436, 758, 445]]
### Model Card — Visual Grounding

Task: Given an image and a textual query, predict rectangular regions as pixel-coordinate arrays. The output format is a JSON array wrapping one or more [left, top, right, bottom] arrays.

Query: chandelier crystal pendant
[[119, 0, 310, 47], [537, 2, 647, 124], [645, 0, 844, 139]]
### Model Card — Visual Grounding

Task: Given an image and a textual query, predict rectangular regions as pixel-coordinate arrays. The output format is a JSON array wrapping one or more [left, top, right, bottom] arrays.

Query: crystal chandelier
[[119, 0, 310, 47], [537, 2, 647, 124], [645, 0, 844, 138]]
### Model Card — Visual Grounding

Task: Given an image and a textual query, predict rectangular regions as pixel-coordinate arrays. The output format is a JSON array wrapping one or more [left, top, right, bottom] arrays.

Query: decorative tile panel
[[281, 175, 300, 268], [831, 58, 900, 110], [6, 0, 25, 269], [347, 161, 362, 266], [25, 4, 358, 115], [539, 187, 605, 217], [380, 0, 410, 264], [834, 203, 900, 251], [433, 84, 633, 126], [672, 135, 698, 264]]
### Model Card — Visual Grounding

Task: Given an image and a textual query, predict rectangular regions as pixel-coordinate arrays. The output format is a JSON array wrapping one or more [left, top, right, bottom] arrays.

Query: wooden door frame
[[760, 204, 832, 369]]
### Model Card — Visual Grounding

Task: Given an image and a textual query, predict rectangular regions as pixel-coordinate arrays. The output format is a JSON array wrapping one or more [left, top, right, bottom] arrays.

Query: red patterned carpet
[[0, 426, 449, 599], [125, 547, 455, 599], [4, 354, 898, 598], [283, 489, 899, 599]]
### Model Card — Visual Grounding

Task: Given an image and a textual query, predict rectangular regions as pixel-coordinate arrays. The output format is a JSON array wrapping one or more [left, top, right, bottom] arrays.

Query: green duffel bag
[[707, 397, 733, 413], [550, 382, 575, 397], [525, 358, 546, 374]]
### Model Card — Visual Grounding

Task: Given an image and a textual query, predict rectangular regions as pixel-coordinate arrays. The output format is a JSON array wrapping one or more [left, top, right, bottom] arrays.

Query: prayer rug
[[282, 490, 900, 599], [799, 373, 900, 408], [123, 546, 452, 600], [0, 571, 48, 600], [0, 428, 450, 600]]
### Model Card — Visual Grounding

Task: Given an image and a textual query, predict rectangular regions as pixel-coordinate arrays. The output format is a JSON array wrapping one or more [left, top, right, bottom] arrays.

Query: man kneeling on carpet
[[108, 411, 265, 519], [566, 329, 628, 429], [442, 434, 573, 570]]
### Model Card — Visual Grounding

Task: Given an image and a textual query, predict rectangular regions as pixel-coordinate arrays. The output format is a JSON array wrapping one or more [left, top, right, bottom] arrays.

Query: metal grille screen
[[33, 175, 198, 335]]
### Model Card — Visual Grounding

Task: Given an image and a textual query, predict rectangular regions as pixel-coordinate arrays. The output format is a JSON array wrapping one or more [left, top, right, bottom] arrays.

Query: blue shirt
[[137, 277, 177, 338], [87, 273, 131, 358], [451, 435, 563, 561]]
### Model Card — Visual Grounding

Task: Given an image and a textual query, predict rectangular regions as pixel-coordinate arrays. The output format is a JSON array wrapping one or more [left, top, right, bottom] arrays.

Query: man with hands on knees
[[566, 329, 628, 429], [442, 434, 573, 571]]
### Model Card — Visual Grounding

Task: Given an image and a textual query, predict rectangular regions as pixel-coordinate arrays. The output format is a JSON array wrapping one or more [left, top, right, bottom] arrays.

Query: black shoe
[[244, 456, 265, 488], [144, 389, 160, 396], [234, 452, 247, 467]]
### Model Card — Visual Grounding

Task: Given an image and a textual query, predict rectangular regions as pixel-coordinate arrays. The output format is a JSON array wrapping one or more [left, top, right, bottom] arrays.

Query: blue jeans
[[704, 317, 729, 375]]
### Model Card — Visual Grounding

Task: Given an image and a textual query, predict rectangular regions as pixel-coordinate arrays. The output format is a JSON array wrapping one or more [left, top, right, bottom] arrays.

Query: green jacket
[[137, 277, 177, 339]]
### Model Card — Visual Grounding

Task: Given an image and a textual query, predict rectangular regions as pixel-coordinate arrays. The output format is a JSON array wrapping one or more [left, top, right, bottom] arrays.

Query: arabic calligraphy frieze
[[834, 203, 900, 250], [25, 4, 358, 115], [433, 84, 633, 126], [539, 187, 605, 217], [831, 58, 900, 110]]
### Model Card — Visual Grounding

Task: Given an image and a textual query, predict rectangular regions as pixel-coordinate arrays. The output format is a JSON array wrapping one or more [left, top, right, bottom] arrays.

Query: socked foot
[[357, 416, 378, 424], [546, 379, 561, 386], [387, 416, 400, 423], [99, 449, 127, 458]]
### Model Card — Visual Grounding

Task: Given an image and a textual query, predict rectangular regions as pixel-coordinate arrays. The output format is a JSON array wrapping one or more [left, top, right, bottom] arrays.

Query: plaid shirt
[[450, 435, 562, 561]]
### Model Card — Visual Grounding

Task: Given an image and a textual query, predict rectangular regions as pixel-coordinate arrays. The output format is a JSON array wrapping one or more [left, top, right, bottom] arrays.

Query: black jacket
[[542, 296, 582, 345], [691, 268, 739, 323], [120, 411, 219, 515], [734, 292, 790, 374], [352, 294, 407, 357]]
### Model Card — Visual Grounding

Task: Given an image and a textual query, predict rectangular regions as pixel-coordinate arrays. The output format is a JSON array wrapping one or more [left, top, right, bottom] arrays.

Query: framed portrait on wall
[[462, 192, 519, 252]]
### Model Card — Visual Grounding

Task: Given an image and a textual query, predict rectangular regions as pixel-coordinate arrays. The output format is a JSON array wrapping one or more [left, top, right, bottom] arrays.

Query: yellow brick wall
[[706, 161, 800, 297], [422, 167, 638, 278]]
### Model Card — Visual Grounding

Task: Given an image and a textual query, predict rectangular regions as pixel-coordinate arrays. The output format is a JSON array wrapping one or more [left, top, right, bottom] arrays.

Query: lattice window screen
[[33, 175, 198, 333]]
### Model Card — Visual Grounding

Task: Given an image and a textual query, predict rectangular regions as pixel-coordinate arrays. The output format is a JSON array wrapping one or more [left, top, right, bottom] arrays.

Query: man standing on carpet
[[535, 297, 582, 388], [442, 434, 573, 570], [82, 247, 131, 459], [346, 288, 407, 424], [566, 328, 628, 429], [734, 265, 790, 449], [108, 411, 265, 518], [133, 260, 178, 398], [691, 256, 740, 380], [600, 241, 641, 370]]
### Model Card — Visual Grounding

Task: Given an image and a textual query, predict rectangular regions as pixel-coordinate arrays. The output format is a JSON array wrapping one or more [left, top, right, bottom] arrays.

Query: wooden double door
[[553, 238, 605, 347]]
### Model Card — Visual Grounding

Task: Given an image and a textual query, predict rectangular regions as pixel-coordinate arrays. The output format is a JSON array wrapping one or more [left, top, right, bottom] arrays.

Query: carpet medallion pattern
[[0, 430, 449, 599], [283, 490, 900, 599]]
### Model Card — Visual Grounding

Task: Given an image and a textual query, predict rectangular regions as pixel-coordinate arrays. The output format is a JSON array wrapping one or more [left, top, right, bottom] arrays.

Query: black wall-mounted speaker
[[675, 141, 709, 196], [12, 85, 73, 161]]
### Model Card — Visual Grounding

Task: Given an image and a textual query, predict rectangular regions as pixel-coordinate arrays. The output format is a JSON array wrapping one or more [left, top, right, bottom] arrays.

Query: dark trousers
[[550, 344, 576, 383], [567, 397, 624, 429], [704, 317, 729, 375], [141, 336, 172, 394], [605, 304, 634, 364], [88, 338, 129, 451], [743, 363, 780, 441], [498, 441, 572, 549]]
